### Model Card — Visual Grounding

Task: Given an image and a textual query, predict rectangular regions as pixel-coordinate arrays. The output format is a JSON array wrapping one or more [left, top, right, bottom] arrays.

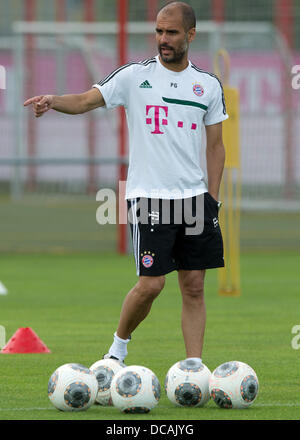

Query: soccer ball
[[165, 359, 211, 407], [209, 360, 259, 409], [110, 365, 161, 413], [89, 358, 126, 405], [48, 363, 98, 411]]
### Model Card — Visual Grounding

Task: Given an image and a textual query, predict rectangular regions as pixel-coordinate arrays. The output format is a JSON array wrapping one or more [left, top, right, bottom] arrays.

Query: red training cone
[[0, 327, 51, 354]]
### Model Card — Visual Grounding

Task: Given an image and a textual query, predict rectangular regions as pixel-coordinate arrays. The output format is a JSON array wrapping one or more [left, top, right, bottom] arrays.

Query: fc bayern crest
[[142, 255, 154, 268], [193, 84, 204, 97]]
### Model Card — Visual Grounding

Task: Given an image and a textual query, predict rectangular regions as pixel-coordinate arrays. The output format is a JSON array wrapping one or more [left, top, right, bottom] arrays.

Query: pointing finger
[[23, 96, 43, 107]]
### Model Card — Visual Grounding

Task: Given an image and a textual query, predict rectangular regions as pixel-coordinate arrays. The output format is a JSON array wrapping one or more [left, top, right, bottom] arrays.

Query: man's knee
[[137, 276, 165, 301], [180, 274, 205, 301]]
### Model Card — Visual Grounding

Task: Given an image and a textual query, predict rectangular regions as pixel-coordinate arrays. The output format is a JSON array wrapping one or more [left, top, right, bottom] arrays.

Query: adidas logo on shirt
[[139, 80, 152, 88]]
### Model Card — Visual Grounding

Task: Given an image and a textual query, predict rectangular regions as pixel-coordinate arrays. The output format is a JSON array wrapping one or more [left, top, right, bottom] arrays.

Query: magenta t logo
[[146, 105, 168, 134]]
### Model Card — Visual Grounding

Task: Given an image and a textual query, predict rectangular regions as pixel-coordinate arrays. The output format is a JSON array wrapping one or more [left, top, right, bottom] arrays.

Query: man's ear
[[188, 27, 196, 43]]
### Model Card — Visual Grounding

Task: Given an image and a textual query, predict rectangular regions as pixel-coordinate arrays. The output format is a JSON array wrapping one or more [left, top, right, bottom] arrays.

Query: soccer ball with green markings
[[110, 365, 161, 413], [48, 363, 98, 411], [209, 361, 259, 409], [165, 359, 211, 407]]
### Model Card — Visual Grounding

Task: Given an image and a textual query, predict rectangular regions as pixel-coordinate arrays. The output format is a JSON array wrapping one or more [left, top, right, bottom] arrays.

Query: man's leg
[[117, 275, 165, 339], [107, 275, 165, 360], [178, 269, 206, 359]]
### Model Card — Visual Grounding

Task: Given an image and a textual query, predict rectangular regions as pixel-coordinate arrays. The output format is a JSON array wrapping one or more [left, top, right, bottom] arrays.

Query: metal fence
[[0, 1, 299, 254]]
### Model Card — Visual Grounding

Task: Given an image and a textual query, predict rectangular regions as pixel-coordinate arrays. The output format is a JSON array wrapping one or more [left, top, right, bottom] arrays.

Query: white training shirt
[[93, 55, 228, 200]]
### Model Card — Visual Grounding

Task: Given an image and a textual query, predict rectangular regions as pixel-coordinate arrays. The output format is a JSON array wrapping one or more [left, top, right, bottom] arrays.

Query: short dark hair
[[158, 2, 196, 32]]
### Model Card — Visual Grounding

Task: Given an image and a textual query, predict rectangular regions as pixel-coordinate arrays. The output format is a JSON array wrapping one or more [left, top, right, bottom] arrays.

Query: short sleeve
[[92, 64, 133, 109], [204, 77, 229, 126]]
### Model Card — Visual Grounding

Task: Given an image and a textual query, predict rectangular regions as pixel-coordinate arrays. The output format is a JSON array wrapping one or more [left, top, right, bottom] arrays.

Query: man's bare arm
[[23, 88, 105, 118], [205, 122, 226, 201]]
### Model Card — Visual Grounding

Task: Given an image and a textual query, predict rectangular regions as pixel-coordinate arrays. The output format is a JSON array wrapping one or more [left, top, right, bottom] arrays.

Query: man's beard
[[159, 40, 188, 64]]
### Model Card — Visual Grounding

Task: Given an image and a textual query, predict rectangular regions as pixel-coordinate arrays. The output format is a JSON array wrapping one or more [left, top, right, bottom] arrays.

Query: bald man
[[24, 2, 228, 366]]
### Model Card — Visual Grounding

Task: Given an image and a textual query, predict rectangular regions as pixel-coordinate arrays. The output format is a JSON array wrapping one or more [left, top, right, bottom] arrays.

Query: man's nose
[[160, 32, 169, 45]]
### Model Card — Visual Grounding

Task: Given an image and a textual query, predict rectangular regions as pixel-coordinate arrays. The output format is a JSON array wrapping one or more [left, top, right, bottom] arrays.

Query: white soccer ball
[[48, 363, 98, 411], [165, 359, 211, 407], [110, 365, 161, 413], [209, 360, 259, 409], [89, 358, 126, 405]]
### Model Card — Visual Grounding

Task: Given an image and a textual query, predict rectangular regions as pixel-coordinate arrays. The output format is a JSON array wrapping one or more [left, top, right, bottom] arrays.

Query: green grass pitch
[[0, 251, 299, 420]]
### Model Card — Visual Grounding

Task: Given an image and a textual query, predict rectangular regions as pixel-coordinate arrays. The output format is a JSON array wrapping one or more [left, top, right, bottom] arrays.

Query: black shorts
[[127, 192, 224, 276]]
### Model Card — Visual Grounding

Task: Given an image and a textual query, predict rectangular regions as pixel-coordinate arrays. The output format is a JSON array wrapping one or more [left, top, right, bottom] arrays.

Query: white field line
[[0, 403, 300, 412], [0, 407, 55, 411], [255, 403, 300, 407]]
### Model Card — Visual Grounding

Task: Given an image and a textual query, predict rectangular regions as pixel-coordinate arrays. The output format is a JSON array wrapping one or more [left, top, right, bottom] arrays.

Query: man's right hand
[[23, 95, 54, 118], [23, 89, 105, 116]]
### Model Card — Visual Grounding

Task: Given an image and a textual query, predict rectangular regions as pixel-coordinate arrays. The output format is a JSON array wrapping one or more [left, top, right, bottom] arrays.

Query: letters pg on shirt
[[146, 104, 198, 134]]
